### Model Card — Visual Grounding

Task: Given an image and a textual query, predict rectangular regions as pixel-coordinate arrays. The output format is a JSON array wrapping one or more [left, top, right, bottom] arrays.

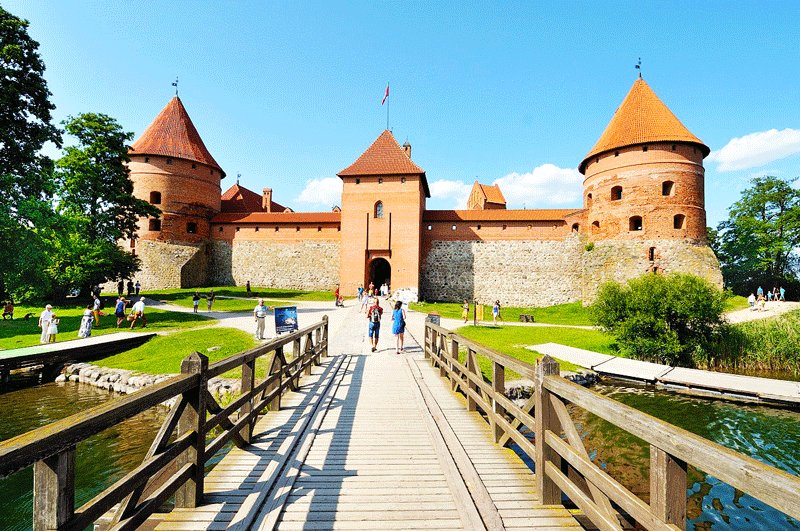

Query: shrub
[[590, 273, 726, 366]]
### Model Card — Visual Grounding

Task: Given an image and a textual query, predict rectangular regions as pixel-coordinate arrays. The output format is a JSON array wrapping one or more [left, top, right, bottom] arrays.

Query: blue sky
[[7, 1, 800, 226]]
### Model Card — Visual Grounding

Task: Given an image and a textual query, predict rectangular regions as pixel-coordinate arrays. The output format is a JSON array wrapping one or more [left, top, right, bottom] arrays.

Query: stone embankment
[[56, 362, 241, 400]]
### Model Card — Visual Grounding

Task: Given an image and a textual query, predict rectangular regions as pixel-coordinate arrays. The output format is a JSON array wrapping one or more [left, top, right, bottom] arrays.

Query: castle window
[[356, 178, 360, 184], [296, 226, 300, 232], [587, 193, 593, 207], [187, 222, 197, 234], [611, 186, 623, 201], [572, 223, 579, 232], [614, 151, 619, 157], [642, 146, 648, 152], [401, 177, 406, 183], [317, 226, 322, 232], [148, 219, 161, 232], [144, 157, 149, 163], [591, 220, 600, 233], [378, 178, 383, 184], [662, 181, 675, 196], [149, 191, 161, 205], [649, 247, 656, 261], [374, 201, 384, 219], [451, 225, 457, 231], [166, 158, 173, 165], [629, 216, 643, 231], [255, 227, 259, 232], [672, 144, 677, 151], [528, 224, 532, 230], [210, 169, 214, 175], [236, 227, 240, 232], [674, 214, 686, 229], [275, 226, 279, 232], [219, 226, 223, 232], [502, 224, 507, 230], [427, 225, 432, 230], [192, 163, 197, 169]]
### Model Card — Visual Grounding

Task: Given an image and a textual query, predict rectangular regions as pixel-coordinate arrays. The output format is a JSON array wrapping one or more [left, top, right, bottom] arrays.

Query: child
[[492, 300, 502, 324], [47, 314, 60, 342], [192, 291, 201, 313]]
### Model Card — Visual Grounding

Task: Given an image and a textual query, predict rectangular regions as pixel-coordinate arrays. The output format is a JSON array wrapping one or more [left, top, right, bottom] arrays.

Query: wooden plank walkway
[[153, 306, 580, 530], [532, 342, 800, 405]]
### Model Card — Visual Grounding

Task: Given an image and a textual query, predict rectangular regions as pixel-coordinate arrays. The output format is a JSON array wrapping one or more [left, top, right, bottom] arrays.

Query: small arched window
[[629, 216, 643, 231], [662, 181, 675, 196], [374, 201, 384, 219], [591, 220, 600, 233], [674, 214, 686, 229], [571, 223, 580, 232], [149, 191, 161, 205], [148, 219, 161, 232], [587, 193, 593, 208], [611, 186, 622, 201], [187, 222, 197, 234], [648, 247, 656, 261]]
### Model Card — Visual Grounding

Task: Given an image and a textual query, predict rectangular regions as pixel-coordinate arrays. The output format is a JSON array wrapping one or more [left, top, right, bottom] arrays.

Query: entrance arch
[[369, 258, 391, 291]]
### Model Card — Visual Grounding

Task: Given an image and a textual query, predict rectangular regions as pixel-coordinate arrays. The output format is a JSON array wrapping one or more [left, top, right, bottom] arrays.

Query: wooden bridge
[[1, 309, 799, 530]]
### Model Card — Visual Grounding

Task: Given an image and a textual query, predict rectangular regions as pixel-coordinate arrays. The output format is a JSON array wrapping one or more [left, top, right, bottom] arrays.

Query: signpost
[[274, 306, 299, 334]]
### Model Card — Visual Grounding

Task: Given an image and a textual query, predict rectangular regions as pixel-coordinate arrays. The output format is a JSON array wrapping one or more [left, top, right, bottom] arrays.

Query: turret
[[128, 96, 225, 244], [579, 79, 710, 242]]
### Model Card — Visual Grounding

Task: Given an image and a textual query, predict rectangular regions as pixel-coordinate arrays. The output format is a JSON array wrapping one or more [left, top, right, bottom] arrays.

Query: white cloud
[[428, 179, 472, 208], [492, 164, 582, 207], [708, 128, 800, 172], [296, 177, 342, 207]]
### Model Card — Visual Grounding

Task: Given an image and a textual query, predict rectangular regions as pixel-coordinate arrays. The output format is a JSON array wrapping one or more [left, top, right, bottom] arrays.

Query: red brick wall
[[212, 222, 340, 243], [582, 142, 707, 241]]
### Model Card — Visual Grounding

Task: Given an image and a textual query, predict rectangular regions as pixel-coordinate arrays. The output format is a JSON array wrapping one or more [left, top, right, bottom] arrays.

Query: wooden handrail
[[423, 322, 800, 530], [0, 315, 329, 530]]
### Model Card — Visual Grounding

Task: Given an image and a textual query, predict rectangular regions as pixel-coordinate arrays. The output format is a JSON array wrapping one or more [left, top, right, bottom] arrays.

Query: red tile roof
[[423, 209, 580, 222], [130, 96, 225, 177], [220, 183, 288, 213], [476, 182, 506, 205], [211, 212, 341, 224], [579, 78, 709, 173]]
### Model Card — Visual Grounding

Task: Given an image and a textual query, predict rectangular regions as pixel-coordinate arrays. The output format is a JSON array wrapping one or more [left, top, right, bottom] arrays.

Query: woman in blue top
[[391, 300, 407, 354]]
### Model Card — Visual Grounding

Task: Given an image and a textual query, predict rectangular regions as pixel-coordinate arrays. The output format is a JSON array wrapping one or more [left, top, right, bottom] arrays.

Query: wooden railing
[[424, 321, 800, 530], [0, 316, 328, 531]]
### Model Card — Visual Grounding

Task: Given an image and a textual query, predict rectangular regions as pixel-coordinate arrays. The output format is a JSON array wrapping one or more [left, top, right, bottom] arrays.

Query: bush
[[590, 273, 726, 366]]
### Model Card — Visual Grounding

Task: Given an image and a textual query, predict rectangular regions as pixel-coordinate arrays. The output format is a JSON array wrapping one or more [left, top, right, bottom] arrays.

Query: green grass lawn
[[93, 327, 263, 378], [411, 301, 594, 326], [130, 286, 335, 312], [453, 324, 616, 380], [724, 295, 750, 312], [0, 303, 212, 350]]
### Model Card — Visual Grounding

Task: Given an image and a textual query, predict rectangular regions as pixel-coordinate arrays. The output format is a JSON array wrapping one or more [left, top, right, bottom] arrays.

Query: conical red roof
[[338, 130, 425, 177], [579, 79, 709, 173], [130, 96, 225, 177]]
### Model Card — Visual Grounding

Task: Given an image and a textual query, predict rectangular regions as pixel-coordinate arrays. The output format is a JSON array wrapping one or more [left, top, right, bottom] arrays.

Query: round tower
[[128, 96, 225, 245], [578, 78, 710, 243]]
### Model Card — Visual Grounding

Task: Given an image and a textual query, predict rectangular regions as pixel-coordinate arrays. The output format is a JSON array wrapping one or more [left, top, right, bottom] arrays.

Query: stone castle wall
[[210, 240, 340, 291], [134, 240, 207, 290]]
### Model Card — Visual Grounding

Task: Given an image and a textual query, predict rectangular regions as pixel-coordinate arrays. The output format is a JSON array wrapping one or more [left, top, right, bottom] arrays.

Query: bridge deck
[[153, 307, 580, 530]]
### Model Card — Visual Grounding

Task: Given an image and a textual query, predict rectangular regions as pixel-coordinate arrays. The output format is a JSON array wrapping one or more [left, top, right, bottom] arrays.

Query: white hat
[[45, 304, 52, 309]]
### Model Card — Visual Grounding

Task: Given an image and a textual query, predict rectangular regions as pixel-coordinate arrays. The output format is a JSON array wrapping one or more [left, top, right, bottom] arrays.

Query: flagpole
[[386, 82, 390, 130]]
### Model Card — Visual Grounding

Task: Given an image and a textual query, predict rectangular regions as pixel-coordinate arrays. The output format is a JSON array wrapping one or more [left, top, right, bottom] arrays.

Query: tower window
[[356, 178, 360, 184], [378, 178, 383, 184], [296, 226, 300, 232], [477, 224, 481, 230], [191, 163, 197, 169], [210, 169, 214, 175], [591, 221, 600, 233], [674, 214, 686, 229], [148, 219, 161, 232], [275, 226, 279, 232], [187, 222, 197, 234], [502, 224, 507, 230], [672, 144, 677, 151], [642, 146, 648, 152], [662, 181, 675, 196], [374, 201, 384, 219], [572, 223, 579, 232], [614, 151, 619, 157], [427, 225, 432, 230], [401, 177, 406, 183], [629, 216, 643, 231], [587, 193, 593, 207], [611, 186, 623, 201], [649, 247, 656, 261], [218, 226, 223, 232], [451, 225, 457, 231], [149, 191, 161, 205], [236, 227, 240, 232], [255, 227, 259, 232], [144, 157, 149, 163], [318, 226, 322, 232], [166, 158, 173, 165]]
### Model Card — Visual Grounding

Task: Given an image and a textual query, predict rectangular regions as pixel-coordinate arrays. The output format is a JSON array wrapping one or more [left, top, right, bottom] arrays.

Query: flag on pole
[[381, 83, 389, 105]]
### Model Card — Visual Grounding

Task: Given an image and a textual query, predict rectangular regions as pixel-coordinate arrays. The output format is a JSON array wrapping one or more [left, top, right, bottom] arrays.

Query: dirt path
[[725, 300, 800, 324]]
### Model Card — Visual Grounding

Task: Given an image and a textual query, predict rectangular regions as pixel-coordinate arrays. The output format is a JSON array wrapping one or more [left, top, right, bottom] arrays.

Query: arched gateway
[[369, 258, 391, 290]]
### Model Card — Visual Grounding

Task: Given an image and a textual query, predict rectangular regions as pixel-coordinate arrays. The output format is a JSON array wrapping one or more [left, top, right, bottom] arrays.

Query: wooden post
[[466, 349, 477, 411], [450, 337, 459, 391], [650, 446, 687, 529], [425, 327, 433, 360], [438, 333, 447, 377], [304, 333, 313, 375], [534, 355, 561, 505], [268, 348, 284, 411], [33, 447, 75, 531], [322, 316, 329, 358], [492, 361, 505, 443], [293, 338, 302, 386], [240, 358, 256, 444], [314, 326, 322, 363], [175, 351, 208, 509]]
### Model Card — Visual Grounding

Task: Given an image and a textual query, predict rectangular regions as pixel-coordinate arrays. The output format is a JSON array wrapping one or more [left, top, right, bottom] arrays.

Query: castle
[[124, 78, 722, 306]]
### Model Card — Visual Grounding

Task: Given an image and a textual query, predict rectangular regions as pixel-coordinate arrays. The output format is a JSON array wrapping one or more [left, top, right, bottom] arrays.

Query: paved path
[[725, 300, 800, 324], [153, 303, 580, 530]]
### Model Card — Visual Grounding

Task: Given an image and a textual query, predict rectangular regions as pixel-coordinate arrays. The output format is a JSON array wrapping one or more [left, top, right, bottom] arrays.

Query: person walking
[[192, 291, 201, 313], [780, 286, 786, 301], [357, 285, 364, 302], [38, 304, 54, 344], [253, 298, 268, 340], [207, 289, 215, 312], [246, 281, 252, 297], [367, 298, 383, 352], [134, 280, 141, 296], [391, 300, 407, 354], [127, 280, 135, 297], [47, 314, 59, 342], [115, 296, 129, 327], [78, 304, 94, 338], [462, 299, 469, 323], [130, 297, 147, 329], [92, 294, 102, 326], [117, 279, 124, 297], [492, 300, 502, 325]]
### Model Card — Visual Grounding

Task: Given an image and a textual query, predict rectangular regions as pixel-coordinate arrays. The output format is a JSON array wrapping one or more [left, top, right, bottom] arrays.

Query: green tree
[[590, 273, 726, 366], [714, 176, 800, 295], [0, 6, 62, 299], [52, 113, 160, 293]]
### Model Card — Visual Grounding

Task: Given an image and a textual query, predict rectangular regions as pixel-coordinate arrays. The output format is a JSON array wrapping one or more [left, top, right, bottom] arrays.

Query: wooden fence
[[424, 321, 800, 530], [0, 316, 328, 531]]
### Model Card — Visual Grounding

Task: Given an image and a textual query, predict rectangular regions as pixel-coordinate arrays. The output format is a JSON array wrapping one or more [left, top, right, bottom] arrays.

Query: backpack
[[370, 307, 381, 323]]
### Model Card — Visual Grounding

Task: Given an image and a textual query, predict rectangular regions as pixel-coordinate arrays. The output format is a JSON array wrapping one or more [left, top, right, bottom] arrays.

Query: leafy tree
[[590, 273, 726, 367], [713, 176, 800, 295], [52, 113, 159, 293], [0, 6, 62, 299]]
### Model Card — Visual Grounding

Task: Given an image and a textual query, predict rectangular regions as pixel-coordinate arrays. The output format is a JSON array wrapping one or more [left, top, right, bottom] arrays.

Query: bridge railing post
[[239, 358, 256, 444], [322, 316, 329, 358], [534, 355, 561, 505], [33, 446, 75, 531], [175, 351, 208, 509], [268, 347, 284, 411], [438, 332, 447, 377], [466, 348, 478, 411], [492, 361, 505, 443], [449, 336, 459, 392], [650, 445, 688, 529]]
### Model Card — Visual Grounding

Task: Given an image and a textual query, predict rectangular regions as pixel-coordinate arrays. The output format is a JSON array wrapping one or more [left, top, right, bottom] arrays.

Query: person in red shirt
[[367, 298, 383, 352]]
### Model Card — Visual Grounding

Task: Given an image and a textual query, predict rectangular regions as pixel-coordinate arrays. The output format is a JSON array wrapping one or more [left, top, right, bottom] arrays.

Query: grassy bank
[[0, 304, 211, 350], [94, 327, 262, 378], [724, 295, 750, 312], [452, 325, 614, 380], [411, 301, 594, 326], [137, 286, 334, 312]]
